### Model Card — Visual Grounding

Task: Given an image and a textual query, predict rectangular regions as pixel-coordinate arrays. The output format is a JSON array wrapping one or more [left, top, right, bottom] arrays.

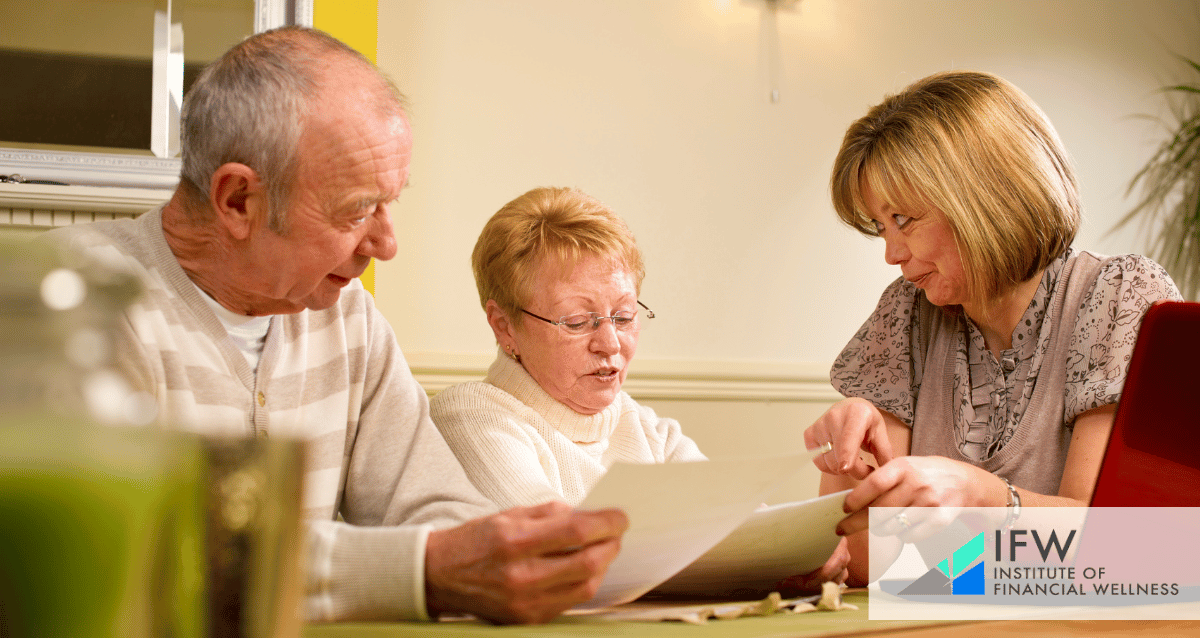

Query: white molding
[[1, 0, 309, 191], [405, 351, 839, 402], [292, 0, 314, 28], [257, 0, 313, 31], [0, 149, 181, 190], [256, 0, 284, 31], [0, 183, 170, 219]]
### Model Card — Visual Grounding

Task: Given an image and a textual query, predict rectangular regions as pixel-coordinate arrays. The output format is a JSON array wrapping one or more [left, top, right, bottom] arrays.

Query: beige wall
[[7, 1, 1196, 503], [373, 0, 1200, 492], [637, 398, 830, 504]]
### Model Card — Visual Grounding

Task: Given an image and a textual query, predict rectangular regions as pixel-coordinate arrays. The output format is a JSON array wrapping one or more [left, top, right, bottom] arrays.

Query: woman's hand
[[776, 536, 851, 595], [804, 398, 898, 480], [836, 455, 1006, 541]]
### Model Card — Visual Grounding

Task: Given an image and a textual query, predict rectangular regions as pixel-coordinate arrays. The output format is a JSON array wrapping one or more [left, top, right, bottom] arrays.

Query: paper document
[[574, 446, 836, 609], [651, 489, 849, 597]]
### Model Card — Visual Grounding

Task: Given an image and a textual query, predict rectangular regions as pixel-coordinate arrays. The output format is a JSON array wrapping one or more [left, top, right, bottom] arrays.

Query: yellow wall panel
[[314, 0, 380, 294], [314, 0, 378, 62]]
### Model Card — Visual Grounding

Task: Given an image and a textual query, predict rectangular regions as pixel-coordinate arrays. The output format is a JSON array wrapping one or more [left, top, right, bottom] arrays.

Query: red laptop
[[1090, 301, 1200, 506]]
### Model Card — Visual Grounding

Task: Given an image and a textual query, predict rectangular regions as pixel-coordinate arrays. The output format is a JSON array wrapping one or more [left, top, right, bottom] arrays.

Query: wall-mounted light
[[763, 0, 801, 103]]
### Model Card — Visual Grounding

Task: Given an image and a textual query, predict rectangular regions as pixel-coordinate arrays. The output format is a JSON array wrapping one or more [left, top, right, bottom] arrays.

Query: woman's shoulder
[[877, 274, 922, 307], [621, 392, 665, 422], [1060, 252, 1181, 422], [618, 393, 708, 461], [1075, 250, 1172, 280], [429, 379, 526, 419], [848, 275, 931, 344], [1101, 252, 1175, 280], [1074, 251, 1182, 303], [618, 393, 684, 434]]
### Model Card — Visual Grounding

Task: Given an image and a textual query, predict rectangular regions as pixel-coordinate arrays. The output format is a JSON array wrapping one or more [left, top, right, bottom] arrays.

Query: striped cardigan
[[44, 207, 493, 622]]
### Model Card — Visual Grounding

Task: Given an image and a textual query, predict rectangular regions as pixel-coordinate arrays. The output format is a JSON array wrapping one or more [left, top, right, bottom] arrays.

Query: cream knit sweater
[[430, 352, 707, 509]]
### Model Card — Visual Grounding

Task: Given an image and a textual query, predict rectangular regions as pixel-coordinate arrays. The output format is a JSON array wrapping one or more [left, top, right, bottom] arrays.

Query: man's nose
[[359, 206, 398, 261]]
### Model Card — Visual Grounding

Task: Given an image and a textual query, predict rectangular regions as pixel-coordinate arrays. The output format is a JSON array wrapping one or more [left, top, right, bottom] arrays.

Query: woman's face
[[495, 253, 640, 415], [861, 183, 971, 308]]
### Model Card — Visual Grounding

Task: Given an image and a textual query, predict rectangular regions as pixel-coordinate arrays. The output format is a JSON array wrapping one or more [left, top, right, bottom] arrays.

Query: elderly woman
[[430, 186, 708, 509], [434, 186, 850, 591], [806, 71, 1182, 584]]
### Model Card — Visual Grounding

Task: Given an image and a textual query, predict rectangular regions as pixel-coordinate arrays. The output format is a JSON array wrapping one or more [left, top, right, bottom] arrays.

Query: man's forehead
[[299, 94, 409, 154], [304, 57, 405, 125], [387, 114, 410, 139]]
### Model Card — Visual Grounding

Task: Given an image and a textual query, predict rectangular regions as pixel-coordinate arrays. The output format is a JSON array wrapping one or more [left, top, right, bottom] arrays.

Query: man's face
[[248, 71, 409, 313]]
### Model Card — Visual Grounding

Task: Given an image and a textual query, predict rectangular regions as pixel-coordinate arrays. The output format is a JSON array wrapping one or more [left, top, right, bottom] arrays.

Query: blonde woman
[[806, 71, 1182, 584]]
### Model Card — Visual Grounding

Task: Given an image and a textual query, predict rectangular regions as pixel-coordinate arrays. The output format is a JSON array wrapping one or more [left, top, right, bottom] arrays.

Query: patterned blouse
[[831, 249, 1181, 462]]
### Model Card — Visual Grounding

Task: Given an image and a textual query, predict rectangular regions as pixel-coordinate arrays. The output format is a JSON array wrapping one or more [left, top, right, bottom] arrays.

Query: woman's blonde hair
[[831, 70, 1080, 300], [472, 187, 645, 321]]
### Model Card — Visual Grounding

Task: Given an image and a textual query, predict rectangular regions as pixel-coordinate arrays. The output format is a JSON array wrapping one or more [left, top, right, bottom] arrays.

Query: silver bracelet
[[1000, 475, 1022, 529]]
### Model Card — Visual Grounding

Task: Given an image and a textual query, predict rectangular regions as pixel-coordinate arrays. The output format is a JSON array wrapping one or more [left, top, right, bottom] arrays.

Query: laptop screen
[[1090, 301, 1200, 506]]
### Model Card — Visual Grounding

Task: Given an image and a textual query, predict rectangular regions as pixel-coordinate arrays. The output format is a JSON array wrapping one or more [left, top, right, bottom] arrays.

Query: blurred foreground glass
[[0, 418, 208, 637], [0, 237, 304, 637]]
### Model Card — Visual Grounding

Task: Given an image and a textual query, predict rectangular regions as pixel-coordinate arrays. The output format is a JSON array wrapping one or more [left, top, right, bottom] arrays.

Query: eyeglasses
[[521, 301, 655, 335]]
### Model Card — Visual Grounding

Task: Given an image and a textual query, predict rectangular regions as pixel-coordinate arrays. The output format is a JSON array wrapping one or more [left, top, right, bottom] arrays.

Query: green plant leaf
[[1115, 56, 1200, 299]]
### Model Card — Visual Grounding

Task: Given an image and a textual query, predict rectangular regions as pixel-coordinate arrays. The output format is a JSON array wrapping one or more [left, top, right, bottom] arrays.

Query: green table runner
[[303, 592, 959, 638]]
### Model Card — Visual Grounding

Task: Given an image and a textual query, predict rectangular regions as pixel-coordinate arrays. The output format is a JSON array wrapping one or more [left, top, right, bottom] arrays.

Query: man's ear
[[485, 300, 519, 355], [209, 163, 267, 240]]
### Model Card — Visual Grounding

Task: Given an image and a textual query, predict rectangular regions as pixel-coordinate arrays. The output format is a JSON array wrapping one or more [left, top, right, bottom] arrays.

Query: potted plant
[[1116, 57, 1200, 300]]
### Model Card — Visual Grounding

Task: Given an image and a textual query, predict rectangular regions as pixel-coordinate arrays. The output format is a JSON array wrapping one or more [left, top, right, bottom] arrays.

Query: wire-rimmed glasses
[[521, 301, 655, 335]]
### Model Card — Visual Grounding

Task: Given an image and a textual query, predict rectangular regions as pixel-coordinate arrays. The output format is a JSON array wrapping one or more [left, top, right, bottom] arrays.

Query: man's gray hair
[[179, 26, 404, 233]]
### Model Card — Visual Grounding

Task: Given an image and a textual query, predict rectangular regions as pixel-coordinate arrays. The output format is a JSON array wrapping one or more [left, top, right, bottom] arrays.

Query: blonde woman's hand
[[836, 455, 1002, 541], [804, 398, 896, 480]]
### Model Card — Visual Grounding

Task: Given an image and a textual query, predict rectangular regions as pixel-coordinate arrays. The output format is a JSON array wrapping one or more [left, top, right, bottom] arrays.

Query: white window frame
[[0, 0, 312, 191]]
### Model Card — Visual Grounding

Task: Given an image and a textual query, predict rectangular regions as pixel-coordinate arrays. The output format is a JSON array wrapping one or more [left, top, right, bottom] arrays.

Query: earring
[[505, 346, 520, 362]]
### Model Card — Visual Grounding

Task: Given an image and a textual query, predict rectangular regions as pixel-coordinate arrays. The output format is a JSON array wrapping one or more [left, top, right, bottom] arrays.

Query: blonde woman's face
[[862, 183, 970, 308], [510, 254, 640, 415]]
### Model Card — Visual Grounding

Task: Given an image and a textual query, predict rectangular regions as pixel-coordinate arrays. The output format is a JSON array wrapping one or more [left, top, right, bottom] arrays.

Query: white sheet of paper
[[573, 450, 818, 609], [650, 489, 850, 596]]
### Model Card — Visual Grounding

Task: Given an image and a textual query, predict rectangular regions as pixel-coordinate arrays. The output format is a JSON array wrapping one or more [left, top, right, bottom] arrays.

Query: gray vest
[[910, 251, 1107, 494]]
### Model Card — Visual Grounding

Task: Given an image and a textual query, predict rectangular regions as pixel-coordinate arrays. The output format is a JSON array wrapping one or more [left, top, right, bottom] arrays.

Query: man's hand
[[424, 501, 627, 624]]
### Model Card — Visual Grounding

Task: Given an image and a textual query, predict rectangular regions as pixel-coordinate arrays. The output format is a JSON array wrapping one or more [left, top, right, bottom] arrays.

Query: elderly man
[[43, 27, 625, 624]]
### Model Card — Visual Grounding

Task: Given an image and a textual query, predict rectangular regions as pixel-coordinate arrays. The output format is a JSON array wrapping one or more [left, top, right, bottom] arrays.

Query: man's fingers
[[526, 535, 623, 593], [485, 535, 622, 622], [507, 544, 619, 623], [498, 506, 628, 558], [425, 505, 628, 624], [520, 500, 573, 519]]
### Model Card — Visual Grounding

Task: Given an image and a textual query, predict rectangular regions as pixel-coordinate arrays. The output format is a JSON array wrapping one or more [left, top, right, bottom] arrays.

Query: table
[[303, 591, 1200, 638], [303, 592, 944, 637]]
